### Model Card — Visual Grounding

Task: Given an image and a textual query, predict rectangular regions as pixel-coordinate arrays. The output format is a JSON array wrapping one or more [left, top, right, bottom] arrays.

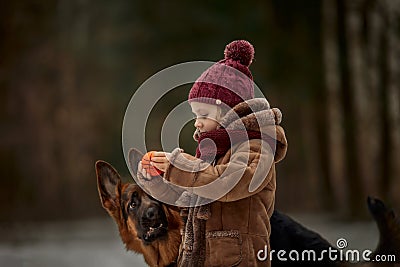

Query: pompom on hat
[[188, 40, 255, 108]]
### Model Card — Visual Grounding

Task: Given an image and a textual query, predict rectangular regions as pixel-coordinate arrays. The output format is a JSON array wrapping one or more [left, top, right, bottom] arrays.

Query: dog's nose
[[146, 207, 158, 220]]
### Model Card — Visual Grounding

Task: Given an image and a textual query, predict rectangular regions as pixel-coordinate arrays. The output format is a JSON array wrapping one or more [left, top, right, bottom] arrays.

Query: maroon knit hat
[[188, 40, 255, 108]]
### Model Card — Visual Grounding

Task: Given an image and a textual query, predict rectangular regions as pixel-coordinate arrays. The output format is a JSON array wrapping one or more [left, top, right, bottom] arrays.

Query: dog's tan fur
[[96, 149, 400, 267], [96, 160, 182, 267]]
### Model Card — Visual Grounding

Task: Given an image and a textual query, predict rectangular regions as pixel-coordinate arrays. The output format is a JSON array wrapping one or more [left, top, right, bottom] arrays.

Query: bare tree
[[384, 0, 400, 207], [345, 0, 383, 216], [322, 0, 348, 214]]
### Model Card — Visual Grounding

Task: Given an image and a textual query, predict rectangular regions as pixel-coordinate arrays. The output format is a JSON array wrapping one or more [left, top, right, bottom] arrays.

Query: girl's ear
[[216, 106, 223, 121], [216, 106, 228, 130], [218, 105, 230, 120]]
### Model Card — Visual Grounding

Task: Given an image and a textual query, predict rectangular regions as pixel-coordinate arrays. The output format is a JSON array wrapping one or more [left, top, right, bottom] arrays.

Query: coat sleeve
[[164, 140, 275, 202], [136, 171, 184, 205]]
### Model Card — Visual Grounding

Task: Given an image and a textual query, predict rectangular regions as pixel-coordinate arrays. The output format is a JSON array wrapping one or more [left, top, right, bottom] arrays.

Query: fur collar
[[219, 98, 282, 131], [193, 98, 282, 141]]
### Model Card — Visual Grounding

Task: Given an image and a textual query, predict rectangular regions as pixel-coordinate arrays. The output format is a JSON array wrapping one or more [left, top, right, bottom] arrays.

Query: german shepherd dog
[[96, 159, 182, 267], [96, 151, 400, 267]]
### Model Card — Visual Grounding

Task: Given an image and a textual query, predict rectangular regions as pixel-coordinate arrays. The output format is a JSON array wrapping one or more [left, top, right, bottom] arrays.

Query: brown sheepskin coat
[[162, 98, 288, 267]]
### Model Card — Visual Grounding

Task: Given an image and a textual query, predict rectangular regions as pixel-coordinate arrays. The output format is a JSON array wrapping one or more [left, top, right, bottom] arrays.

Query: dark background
[[1, 0, 399, 222]]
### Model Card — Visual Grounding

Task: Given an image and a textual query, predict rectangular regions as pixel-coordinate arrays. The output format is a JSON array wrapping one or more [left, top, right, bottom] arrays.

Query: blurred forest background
[[1, 0, 399, 222]]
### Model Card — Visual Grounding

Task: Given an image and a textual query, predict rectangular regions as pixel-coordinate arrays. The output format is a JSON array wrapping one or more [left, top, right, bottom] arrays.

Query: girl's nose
[[194, 119, 202, 128]]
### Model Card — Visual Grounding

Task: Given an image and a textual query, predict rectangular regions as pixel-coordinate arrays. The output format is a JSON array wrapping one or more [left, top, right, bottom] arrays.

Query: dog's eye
[[128, 202, 136, 211]]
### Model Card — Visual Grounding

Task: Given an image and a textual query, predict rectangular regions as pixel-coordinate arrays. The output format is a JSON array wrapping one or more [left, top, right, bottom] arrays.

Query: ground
[[0, 214, 378, 267]]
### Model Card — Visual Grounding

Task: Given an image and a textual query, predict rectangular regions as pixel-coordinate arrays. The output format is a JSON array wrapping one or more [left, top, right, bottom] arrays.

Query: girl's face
[[191, 102, 220, 133]]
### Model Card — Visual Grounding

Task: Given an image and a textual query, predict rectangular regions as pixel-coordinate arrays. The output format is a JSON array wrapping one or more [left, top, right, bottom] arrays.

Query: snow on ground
[[0, 214, 379, 267]]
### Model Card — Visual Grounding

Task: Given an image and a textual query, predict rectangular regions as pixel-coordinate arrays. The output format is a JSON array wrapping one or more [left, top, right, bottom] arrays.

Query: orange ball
[[141, 151, 163, 176]]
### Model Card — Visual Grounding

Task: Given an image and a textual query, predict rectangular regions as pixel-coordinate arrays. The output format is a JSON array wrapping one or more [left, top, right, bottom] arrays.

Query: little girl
[[138, 40, 287, 267]]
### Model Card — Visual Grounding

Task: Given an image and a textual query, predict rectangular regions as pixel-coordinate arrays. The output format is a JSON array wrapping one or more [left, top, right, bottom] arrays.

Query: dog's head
[[122, 183, 169, 243], [95, 159, 169, 245]]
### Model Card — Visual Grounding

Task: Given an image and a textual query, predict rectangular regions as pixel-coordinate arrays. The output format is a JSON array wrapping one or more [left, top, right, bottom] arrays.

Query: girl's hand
[[150, 151, 171, 173], [137, 161, 152, 180]]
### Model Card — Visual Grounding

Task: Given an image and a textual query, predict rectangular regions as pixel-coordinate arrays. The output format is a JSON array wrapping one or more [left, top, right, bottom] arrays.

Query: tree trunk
[[365, 0, 384, 198], [384, 0, 400, 208], [345, 0, 382, 217], [336, 0, 363, 218], [322, 0, 347, 214]]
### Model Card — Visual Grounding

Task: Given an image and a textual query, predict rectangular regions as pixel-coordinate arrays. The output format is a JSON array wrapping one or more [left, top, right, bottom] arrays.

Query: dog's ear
[[128, 148, 144, 175], [95, 160, 122, 218], [367, 196, 391, 218]]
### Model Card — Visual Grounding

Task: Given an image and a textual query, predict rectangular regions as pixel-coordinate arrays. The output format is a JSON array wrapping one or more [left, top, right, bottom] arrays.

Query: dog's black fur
[[270, 197, 400, 266], [97, 155, 400, 266], [270, 210, 336, 266]]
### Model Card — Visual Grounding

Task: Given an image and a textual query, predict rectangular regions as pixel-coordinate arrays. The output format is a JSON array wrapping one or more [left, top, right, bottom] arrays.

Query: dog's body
[[96, 160, 400, 267]]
